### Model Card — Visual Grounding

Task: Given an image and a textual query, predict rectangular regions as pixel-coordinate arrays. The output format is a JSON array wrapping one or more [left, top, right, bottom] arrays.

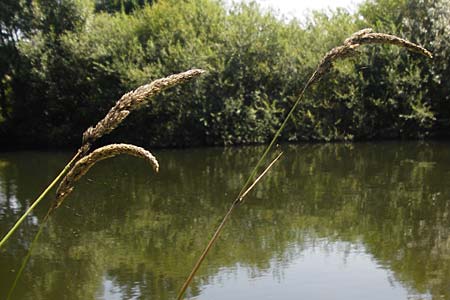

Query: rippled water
[[0, 142, 449, 299]]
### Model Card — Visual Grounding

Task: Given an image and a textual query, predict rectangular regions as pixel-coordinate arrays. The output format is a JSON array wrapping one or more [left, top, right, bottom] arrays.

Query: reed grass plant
[[176, 28, 432, 300], [1, 68, 205, 299], [0, 68, 205, 248]]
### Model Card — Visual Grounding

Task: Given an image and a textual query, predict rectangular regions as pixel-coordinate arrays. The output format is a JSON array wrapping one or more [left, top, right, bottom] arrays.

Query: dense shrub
[[0, 0, 448, 148]]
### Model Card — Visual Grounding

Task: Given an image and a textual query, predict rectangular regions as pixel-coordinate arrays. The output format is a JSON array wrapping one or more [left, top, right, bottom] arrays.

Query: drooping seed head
[[346, 30, 433, 58], [344, 28, 374, 45], [53, 144, 159, 210], [310, 44, 360, 84], [309, 28, 432, 85], [81, 69, 206, 151]]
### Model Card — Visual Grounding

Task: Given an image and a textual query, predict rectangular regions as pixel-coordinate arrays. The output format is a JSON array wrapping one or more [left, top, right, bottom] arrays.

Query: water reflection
[[198, 241, 423, 300], [0, 142, 449, 299]]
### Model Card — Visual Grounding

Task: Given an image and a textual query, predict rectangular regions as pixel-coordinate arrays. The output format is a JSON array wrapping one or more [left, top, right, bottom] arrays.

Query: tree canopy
[[0, 0, 448, 149]]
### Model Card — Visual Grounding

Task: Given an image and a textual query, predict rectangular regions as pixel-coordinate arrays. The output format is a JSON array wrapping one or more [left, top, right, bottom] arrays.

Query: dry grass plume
[[53, 144, 159, 210], [81, 69, 206, 154], [310, 28, 432, 84]]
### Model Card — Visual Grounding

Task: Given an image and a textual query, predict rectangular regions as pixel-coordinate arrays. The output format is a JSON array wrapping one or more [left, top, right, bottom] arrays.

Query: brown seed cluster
[[82, 69, 205, 152], [345, 30, 433, 58], [310, 28, 432, 84], [310, 44, 360, 84], [54, 144, 159, 209]]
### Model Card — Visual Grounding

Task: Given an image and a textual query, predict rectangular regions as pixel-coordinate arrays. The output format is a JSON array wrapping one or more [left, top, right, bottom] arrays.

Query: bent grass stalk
[[51, 143, 159, 214], [176, 152, 283, 300], [176, 28, 432, 300], [0, 69, 205, 249]]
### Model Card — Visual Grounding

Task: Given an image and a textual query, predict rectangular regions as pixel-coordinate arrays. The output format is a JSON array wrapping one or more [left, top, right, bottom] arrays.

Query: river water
[[0, 142, 449, 299]]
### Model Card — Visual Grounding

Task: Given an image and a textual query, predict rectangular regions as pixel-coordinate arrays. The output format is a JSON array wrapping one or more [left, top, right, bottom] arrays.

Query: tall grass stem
[[6, 223, 46, 300], [0, 151, 80, 249], [176, 152, 283, 300]]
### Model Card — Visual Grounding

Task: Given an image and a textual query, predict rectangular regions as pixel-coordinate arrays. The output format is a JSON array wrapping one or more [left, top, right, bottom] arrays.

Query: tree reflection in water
[[0, 142, 449, 299]]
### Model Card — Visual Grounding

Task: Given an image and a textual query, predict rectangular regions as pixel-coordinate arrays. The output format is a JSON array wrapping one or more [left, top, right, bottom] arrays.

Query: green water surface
[[0, 142, 449, 299]]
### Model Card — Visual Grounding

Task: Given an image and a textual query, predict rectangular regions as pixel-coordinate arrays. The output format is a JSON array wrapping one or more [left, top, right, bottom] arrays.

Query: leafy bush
[[0, 0, 448, 148]]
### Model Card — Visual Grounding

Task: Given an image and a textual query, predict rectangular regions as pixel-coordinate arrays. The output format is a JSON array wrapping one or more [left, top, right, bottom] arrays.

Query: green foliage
[[354, 0, 450, 138], [0, 0, 448, 148], [94, 0, 154, 14]]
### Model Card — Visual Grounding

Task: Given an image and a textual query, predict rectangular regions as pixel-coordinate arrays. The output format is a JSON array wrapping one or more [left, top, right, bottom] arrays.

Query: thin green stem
[[236, 75, 315, 201], [0, 151, 80, 249], [6, 223, 46, 300], [176, 199, 235, 300], [239, 152, 283, 201], [176, 72, 317, 300], [176, 152, 283, 300]]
